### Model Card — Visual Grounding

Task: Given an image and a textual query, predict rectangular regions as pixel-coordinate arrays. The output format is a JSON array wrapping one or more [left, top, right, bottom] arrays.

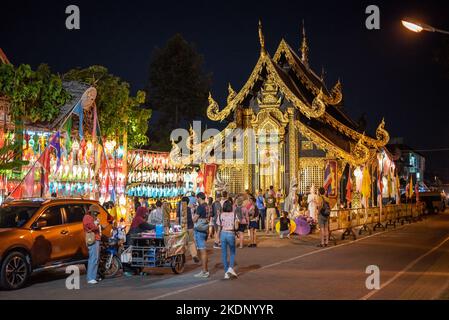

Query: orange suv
[[0, 198, 111, 290]]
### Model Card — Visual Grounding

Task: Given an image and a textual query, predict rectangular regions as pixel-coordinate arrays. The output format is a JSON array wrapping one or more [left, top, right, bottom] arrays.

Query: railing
[[328, 203, 425, 244]]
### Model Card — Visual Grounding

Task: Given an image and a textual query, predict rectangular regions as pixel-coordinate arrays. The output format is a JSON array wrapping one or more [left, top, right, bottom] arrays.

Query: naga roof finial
[[258, 19, 266, 55], [301, 20, 309, 66]]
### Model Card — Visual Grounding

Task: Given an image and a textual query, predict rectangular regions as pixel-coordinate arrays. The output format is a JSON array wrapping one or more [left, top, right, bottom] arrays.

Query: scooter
[[98, 231, 124, 279]]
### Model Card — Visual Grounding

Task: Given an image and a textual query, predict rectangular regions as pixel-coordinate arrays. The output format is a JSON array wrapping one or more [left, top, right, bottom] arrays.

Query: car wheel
[[0, 251, 31, 290]]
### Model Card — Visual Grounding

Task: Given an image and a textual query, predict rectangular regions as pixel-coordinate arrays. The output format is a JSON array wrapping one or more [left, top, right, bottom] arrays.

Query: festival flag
[[377, 166, 383, 196], [72, 102, 84, 139], [361, 166, 371, 200], [38, 148, 51, 193], [49, 131, 61, 172], [23, 167, 35, 198], [346, 166, 352, 204], [415, 180, 419, 202], [396, 173, 401, 204], [64, 117, 73, 153], [408, 176, 414, 199], [323, 161, 333, 196], [0, 131, 4, 149], [203, 164, 217, 196], [387, 170, 393, 199], [10, 184, 23, 199], [92, 104, 98, 142]]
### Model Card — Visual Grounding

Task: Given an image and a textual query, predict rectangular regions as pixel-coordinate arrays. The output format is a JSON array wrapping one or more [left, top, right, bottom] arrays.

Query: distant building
[[387, 140, 425, 186]]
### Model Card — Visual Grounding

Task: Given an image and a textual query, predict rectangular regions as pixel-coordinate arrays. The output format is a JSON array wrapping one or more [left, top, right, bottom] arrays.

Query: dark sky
[[1, 0, 449, 179]]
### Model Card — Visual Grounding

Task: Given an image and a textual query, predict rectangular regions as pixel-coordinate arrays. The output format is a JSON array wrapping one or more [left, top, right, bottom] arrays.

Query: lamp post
[[402, 18, 449, 35]]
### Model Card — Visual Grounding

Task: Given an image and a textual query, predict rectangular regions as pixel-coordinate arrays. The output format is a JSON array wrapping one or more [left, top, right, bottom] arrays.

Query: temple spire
[[320, 66, 325, 82], [301, 20, 309, 66], [258, 19, 266, 56]]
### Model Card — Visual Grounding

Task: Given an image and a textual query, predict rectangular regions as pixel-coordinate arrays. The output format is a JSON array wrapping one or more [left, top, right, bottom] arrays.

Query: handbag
[[194, 218, 209, 233], [85, 231, 96, 246], [234, 212, 240, 231]]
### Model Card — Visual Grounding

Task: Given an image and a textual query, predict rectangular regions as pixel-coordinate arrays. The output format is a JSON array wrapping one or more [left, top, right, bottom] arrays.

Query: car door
[[30, 205, 72, 265], [62, 203, 89, 259]]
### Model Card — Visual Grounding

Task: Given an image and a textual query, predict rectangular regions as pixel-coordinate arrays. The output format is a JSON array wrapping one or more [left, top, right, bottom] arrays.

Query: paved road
[[2, 212, 449, 300]]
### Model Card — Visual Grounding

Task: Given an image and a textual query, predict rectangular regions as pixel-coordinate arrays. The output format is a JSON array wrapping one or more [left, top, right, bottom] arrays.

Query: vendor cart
[[123, 231, 187, 274]]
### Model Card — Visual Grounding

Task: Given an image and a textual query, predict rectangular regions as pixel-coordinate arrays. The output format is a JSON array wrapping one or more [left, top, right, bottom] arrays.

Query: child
[[279, 211, 291, 239]]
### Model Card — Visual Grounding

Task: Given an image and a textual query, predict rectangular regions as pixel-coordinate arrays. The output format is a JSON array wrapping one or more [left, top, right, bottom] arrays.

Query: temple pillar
[[287, 107, 298, 192], [242, 108, 253, 192]]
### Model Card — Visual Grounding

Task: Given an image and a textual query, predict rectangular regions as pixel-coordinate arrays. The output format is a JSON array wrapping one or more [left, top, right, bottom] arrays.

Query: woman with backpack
[[217, 199, 239, 279], [318, 187, 331, 247], [235, 197, 249, 249]]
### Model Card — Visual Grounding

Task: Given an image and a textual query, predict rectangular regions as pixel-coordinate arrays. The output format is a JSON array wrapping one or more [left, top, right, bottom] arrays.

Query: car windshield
[[0, 206, 40, 228]]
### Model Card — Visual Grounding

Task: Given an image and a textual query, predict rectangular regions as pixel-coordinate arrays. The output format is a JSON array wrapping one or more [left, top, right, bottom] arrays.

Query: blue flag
[[72, 102, 83, 139]]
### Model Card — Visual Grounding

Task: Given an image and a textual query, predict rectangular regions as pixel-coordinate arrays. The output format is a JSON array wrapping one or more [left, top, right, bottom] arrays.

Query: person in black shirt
[[279, 211, 291, 239]]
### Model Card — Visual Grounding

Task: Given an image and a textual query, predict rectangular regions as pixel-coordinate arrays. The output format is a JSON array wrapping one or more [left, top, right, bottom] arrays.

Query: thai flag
[[323, 162, 333, 196]]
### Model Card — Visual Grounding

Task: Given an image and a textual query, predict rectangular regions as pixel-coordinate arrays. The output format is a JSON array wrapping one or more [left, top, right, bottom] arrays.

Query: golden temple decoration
[[375, 118, 390, 146], [206, 53, 266, 122], [311, 88, 326, 115], [323, 80, 343, 105], [299, 157, 325, 168], [294, 120, 370, 166], [257, 77, 282, 108], [321, 113, 390, 148], [272, 39, 343, 106], [170, 122, 239, 164], [169, 139, 182, 163], [227, 83, 237, 105], [206, 92, 234, 122], [301, 21, 309, 66], [258, 20, 266, 56], [265, 59, 325, 118], [251, 77, 289, 130]]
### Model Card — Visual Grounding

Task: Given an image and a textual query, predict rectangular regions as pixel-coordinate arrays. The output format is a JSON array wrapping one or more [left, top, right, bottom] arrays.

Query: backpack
[[320, 197, 331, 217]]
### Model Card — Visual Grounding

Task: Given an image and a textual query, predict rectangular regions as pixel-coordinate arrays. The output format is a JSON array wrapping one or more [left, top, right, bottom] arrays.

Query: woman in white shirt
[[307, 185, 319, 221]]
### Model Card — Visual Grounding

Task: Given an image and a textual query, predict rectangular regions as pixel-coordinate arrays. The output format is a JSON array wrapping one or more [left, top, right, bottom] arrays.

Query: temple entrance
[[256, 127, 281, 192]]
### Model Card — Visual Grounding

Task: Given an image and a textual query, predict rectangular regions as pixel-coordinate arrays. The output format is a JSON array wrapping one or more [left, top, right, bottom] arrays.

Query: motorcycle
[[98, 230, 124, 279]]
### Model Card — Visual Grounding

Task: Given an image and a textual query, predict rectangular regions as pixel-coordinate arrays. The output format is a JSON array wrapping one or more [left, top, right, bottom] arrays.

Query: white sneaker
[[87, 280, 98, 284], [194, 271, 210, 278], [224, 272, 230, 279], [227, 267, 238, 278]]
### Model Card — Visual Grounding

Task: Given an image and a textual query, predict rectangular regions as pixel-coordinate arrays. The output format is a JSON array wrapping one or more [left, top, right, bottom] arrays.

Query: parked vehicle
[[98, 228, 124, 279], [0, 198, 111, 290], [419, 192, 443, 214]]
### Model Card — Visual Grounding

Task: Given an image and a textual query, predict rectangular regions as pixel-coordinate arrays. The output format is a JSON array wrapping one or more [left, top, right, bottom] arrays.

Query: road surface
[[1, 212, 449, 300]]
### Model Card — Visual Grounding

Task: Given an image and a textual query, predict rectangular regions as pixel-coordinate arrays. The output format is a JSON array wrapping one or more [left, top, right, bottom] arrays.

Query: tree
[[0, 63, 70, 164], [146, 34, 212, 150], [63, 66, 151, 148]]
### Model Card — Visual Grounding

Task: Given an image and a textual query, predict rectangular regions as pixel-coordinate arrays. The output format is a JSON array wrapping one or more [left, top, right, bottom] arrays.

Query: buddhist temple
[[170, 21, 392, 207]]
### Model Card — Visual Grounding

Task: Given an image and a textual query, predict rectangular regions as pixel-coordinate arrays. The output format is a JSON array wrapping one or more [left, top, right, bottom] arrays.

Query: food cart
[[122, 229, 187, 274]]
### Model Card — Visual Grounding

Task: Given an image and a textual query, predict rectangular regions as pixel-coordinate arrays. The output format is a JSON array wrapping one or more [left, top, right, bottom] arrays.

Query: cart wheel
[[171, 254, 185, 274]]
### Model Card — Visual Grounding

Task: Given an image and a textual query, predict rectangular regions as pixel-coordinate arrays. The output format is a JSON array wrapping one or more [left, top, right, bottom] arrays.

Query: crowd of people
[[82, 184, 331, 283]]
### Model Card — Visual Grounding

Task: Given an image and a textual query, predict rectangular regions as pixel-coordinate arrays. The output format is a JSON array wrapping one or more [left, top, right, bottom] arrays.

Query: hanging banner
[[323, 160, 337, 198], [203, 164, 217, 196]]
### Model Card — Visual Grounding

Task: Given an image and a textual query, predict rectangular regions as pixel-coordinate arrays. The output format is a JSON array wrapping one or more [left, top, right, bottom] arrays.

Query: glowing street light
[[401, 18, 449, 35]]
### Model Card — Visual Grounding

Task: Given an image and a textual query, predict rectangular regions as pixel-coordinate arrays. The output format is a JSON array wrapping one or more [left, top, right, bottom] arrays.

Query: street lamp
[[402, 18, 449, 35]]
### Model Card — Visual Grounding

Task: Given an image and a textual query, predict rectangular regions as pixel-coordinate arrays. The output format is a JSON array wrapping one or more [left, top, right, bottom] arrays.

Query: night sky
[[1, 0, 449, 180]]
